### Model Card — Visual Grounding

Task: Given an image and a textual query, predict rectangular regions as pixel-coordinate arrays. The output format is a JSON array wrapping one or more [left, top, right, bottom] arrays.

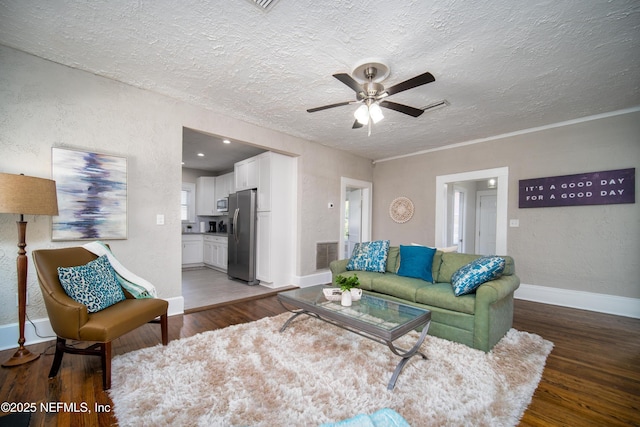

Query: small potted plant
[[335, 273, 360, 306]]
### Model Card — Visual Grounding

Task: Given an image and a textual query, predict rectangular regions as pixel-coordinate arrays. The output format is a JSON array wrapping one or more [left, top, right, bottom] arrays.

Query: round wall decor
[[389, 197, 414, 223]]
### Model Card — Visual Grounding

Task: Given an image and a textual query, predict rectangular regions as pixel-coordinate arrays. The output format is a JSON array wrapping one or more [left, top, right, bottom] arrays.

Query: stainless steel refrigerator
[[227, 189, 259, 285]]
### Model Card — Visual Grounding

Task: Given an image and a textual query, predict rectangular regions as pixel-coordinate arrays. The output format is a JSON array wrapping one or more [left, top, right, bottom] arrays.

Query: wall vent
[[247, 0, 280, 11], [316, 242, 338, 270]]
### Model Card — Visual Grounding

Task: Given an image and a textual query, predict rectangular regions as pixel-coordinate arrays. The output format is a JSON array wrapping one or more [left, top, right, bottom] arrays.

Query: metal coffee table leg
[[386, 321, 430, 390]]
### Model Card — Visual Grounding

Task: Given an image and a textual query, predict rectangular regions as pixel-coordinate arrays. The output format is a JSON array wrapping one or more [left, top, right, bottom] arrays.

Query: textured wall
[[372, 111, 640, 298], [0, 45, 374, 325]]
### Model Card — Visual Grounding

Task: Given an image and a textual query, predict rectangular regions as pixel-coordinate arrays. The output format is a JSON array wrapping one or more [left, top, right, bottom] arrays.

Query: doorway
[[475, 190, 498, 254], [435, 167, 508, 255], [339, 177, 372, 259]]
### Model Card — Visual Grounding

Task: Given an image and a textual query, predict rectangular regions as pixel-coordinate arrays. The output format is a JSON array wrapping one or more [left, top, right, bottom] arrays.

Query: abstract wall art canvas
[[52, 147, 127, 241]]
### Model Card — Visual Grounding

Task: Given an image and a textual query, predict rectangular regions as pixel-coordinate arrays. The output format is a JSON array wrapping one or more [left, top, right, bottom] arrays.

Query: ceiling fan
[[307, 61, 435, 135]]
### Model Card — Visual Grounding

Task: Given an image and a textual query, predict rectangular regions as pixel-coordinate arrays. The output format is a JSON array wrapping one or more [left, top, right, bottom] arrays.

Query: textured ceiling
[[1, 0, 639, 162]]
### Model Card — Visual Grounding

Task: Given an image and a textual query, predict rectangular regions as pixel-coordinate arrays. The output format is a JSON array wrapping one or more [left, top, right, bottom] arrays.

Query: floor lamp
[[0, 173, 58, 367]]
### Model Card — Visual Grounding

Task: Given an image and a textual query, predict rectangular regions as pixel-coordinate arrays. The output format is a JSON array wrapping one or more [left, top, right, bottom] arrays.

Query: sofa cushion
[[437, 253, 483, 283], [346, 240, 390, 273], [415, 282, 477, 315], [386, 246, 400, 273], [451, 256, 506, 296], [370, 274, 431, 302], [58, 255, 126, 313], [397, 245, 436, 282], [345, 271, 384, 291]]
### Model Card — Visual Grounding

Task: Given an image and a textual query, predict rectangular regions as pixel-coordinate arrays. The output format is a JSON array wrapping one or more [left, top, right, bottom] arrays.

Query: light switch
[[156, 214, 165, 225], [509, 219, 519, 227]]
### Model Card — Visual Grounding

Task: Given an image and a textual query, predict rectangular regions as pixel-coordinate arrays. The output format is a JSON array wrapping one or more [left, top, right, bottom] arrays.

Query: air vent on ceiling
[[422, 99, 449, 112], [247, 0, 279, 11]]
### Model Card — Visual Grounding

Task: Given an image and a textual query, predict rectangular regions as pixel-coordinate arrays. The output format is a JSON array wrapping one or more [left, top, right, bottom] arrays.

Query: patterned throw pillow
[[346, 240, 390, 273], [58, 255, 126, 313], [451, 256, 506, 296]]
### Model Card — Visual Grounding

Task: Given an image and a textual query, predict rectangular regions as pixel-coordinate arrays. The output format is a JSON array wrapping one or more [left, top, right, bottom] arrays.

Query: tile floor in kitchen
[[181, 267, 293, 312]]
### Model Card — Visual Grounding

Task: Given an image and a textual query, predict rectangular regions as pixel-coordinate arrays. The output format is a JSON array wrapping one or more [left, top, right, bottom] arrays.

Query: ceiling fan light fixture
[[354, 104, 370, 125], [369, 102, 384, 124]]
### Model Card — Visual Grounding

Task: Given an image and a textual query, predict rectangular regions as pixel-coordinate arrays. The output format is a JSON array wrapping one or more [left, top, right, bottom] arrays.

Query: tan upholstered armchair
[[32, 246, 168, 389]]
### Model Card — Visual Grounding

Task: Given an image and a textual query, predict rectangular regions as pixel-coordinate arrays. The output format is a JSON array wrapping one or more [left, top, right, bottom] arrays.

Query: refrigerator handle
[[233, 208, 240, 243]]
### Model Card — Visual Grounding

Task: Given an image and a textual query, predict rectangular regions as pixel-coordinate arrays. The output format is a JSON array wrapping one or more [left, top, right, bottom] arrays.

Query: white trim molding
[[515, 283, 640, 319], [292, 270, 332, 288]]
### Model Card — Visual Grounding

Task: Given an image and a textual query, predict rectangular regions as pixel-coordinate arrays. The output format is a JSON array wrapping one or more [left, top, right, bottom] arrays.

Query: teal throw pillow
[[346, 240, 390, 273], [396, 245, 436, 282], [58, 255, 126, 313], [451, 256, 506, 296]]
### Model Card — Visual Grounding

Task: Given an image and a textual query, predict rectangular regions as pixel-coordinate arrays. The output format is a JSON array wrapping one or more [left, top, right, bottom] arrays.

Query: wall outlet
[[156, 214, 165, 225], [509, 219, 520, 227]]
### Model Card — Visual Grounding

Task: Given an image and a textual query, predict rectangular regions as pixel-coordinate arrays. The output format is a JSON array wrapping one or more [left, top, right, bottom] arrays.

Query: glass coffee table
[[277, 285, 431, 390]]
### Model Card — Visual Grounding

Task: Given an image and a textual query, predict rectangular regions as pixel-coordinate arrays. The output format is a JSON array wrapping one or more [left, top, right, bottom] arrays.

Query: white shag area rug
[[109, 313, 553, 427]]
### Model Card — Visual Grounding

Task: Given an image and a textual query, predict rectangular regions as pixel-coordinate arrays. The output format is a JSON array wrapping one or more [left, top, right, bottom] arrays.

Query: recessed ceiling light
[[197, 153, 205, 157], [223, 139, 231, 144]]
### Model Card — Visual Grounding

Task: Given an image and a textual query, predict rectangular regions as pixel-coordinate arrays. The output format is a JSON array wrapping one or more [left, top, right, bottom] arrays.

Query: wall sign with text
[[519, 168, 635, 208]]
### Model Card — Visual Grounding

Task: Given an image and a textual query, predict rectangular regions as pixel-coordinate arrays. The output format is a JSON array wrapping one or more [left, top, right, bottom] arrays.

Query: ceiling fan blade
[[352, 119, 364, 129], [379, 100, 425, 117], [333, 73, 364, 93], [384, 72, 435, 97], [307, 101, 353, 113]]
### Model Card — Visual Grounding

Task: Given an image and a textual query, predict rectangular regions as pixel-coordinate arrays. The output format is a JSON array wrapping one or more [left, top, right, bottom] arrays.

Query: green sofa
[[329, 247, 520, 352]]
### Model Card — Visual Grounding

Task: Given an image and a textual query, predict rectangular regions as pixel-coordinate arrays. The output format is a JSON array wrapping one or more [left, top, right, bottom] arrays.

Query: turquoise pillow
[[58, 255, 126, 313], [396, 245, 436, 282], [346, 240, 390, 273], [451, 256, 506, 296]]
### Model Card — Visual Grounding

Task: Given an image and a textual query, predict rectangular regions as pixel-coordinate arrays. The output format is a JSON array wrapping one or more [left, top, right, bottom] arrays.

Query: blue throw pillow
[[451, 256, 506, 296], [58, 255, 126, 313], [396, 245, 436, 282], [346, 240, 390, 273]]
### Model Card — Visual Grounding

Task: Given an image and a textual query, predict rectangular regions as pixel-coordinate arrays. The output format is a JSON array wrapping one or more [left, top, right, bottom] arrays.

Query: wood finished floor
[[0, 298, 638, 426]]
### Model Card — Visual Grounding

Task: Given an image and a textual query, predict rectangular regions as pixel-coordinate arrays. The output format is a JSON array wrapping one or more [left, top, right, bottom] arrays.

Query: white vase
[[341, 290, 352, 306]]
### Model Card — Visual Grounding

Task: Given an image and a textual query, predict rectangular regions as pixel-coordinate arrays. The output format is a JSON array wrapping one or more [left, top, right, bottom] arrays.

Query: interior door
[[346, 188, 362, 258], [476, 191, 497, 255]]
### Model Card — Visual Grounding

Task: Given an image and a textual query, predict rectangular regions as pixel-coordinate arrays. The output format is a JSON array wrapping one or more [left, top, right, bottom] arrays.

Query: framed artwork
[[52, 147, 128, 241]]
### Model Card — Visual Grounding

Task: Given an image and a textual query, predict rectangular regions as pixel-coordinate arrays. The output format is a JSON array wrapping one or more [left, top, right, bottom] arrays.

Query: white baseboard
[[292, 270, 332, 288], [515, 283, 640, 319], [0, 296, 185, 352]]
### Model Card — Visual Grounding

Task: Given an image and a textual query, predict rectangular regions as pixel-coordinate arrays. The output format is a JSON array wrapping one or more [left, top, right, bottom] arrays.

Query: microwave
[[216, 197, 228, 213]]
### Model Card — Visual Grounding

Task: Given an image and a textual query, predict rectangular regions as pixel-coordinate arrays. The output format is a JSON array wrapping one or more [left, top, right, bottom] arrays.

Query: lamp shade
[[369, 102, 384, 124], [354, 104, 370, 125], [0, 173, 59, 216]]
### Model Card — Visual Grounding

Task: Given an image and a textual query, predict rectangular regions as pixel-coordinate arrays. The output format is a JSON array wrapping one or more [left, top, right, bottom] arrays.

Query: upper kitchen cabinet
[[234, 156, 259, 191], [215, 172, 235, 199], [196, 176, 217, 216]]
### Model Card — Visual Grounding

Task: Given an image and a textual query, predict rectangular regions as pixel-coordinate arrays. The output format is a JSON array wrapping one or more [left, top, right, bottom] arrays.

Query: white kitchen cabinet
[[196, 176, 217, 216], [204, 235, 228, 272], [182, 234, 204, 266], [234, 157, 259, 191], [215, 172, 235, 199], [256, 211, 271, 282], [257, 152, 271, 211]]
